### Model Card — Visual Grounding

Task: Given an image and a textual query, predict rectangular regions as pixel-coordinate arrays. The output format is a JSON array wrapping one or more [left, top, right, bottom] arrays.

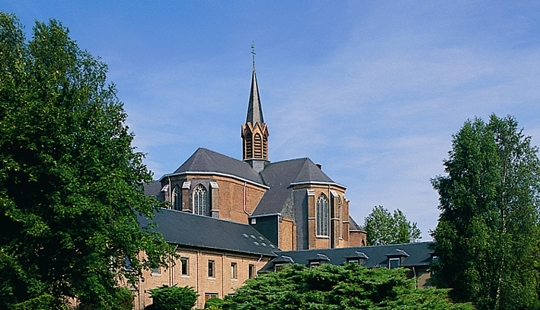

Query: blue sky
[[3, 1, 540, 239]]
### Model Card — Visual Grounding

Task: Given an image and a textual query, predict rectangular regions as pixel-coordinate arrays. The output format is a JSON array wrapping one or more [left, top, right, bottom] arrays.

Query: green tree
[[363, 205, 421, 245], [0, 13, 170, 309], [431, 114, 540, 310], [150, 285, 198, 310], [222, 263, 472, 310]]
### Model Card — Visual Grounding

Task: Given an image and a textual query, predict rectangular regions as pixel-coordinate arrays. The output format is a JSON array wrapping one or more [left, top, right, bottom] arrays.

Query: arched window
[[338, 197, 342, 238], [316, 194, 329, 236], [172, 185, 181, 210], [193, 184, 209, 216]]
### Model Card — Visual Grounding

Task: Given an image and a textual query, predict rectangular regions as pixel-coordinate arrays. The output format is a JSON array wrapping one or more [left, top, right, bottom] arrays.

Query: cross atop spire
[[251, 41, 256, 70], [246, 43, 263, 125]]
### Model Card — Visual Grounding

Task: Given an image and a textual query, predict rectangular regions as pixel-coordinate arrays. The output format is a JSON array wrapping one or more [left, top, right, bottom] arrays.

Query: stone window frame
[[208, 260, 215, 278], [316, 193, 330, 237], [193, 184, 210, 216], [180, 257, 189, 276]]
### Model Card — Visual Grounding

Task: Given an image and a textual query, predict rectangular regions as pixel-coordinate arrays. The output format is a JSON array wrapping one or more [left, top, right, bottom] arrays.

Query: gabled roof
[[162, 148, 264, 186], [252, 158, 338, 216], [139, 208, 278, 257], [259, 242, 434, 272]]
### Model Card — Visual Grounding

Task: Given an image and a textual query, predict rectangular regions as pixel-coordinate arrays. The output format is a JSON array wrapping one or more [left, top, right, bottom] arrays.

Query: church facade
[[152, 64, 366, 251]]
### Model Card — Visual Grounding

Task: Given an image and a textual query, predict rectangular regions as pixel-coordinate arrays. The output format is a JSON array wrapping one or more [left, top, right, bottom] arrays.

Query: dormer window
[[307, 253, 330, 267], [386, 249, 409, 269], [273, 255, 294, 272], [388, 257, 400, 269], [346, 251, 368, 265]]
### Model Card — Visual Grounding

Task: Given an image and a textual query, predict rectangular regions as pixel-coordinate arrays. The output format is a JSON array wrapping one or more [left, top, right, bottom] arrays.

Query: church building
[[151, 62, 366, 251]]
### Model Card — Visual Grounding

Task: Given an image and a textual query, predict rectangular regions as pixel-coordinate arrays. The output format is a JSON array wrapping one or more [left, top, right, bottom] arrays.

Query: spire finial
[[251, 41, 256, 70]]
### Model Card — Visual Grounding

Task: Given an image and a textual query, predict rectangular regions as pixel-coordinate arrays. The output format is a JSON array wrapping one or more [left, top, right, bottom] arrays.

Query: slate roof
[[138, 208, 278, 257], [246, 68, 264, 124], [252, 158, 338, 216], [143, 181, 161, 197], [162, 148, 264, 186], [259, 242, 434, 272], [348, 215, 364, 231]]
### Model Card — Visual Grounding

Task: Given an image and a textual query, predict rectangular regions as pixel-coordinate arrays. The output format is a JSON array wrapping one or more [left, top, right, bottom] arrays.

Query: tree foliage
[[150, 285, 198, 310], [363, 205, 421, 245], [223, 263, 472, 310], [0, 13, 170, 309], [431, 114, 540, 310]]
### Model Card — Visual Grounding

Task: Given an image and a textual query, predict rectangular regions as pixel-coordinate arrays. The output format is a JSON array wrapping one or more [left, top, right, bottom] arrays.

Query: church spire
[[246, 43, 264, 124], [246, 65, 264, 124], [242, 43, 269, 171]]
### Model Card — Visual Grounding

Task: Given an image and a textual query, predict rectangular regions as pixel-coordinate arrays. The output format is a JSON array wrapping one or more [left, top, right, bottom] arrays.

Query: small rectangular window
[[309, 261, 320, 268], [231, 262, 237, 279], [181, 257, 189, 276], [151, 266, 160, 275], [208, 260, 215, 278], [248, 264, 255, 279], [389, 258, 400, 269], [205, 293, 218, 301]]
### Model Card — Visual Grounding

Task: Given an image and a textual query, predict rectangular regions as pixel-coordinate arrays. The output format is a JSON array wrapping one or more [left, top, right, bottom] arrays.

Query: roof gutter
[[289, 181, 346, 190], [159, 171, 269, 189]]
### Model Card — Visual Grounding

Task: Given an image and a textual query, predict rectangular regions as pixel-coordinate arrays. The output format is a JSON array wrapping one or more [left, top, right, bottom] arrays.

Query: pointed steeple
[[241, 45, 269, 171], [246, 68, 264, 124]]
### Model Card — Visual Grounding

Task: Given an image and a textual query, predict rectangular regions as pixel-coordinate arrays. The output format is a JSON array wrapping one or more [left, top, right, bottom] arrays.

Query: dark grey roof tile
[[260, 241, 434, 271], [139, 208, 278, 257], [168, 148, 264, 185]]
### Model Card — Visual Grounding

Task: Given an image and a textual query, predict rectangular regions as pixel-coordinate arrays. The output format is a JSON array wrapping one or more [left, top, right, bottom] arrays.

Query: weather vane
[[251, 41, 256, 69]]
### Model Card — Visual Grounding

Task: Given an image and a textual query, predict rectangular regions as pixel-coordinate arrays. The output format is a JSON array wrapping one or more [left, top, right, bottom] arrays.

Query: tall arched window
[[316, 194, 329, 236], [193, 184, 209, 216], [172, 185, 181, 210], [338, 197, 343, 238]]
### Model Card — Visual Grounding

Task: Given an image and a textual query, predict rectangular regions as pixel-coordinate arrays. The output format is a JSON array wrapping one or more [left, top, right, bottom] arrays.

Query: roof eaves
[[166, 241, 278, 257], [290, 181, 346, 189], [248, 212, 281, 219], [159, 171, 268, 189]]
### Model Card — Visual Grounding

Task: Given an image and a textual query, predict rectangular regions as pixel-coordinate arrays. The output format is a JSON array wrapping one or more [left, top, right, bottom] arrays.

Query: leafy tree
[[150, 285, 198, 310], [431, 114, 540, 310], [0, 13, 171, 309], [222, 263, 472, 310], [205, 297, 224, 309], [363, 205, 421, 245]]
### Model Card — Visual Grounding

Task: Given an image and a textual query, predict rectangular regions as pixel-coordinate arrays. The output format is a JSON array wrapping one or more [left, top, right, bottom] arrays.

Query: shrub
[[150, 285, 198, 310], [205, 297, 223, 309]]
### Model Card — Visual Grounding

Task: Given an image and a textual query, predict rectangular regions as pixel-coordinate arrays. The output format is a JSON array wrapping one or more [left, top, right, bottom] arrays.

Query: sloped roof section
[[246, 69, 264, 125], [139, 208, 278, 257], [252, 158, 336, 216], [143, 181, 161, 197], [168, 148, 264, 185], [259, 241, 434, 272]]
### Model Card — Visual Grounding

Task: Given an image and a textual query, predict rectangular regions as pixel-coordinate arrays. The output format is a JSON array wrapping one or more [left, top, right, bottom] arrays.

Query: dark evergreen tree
[[223, 263, 472, 310], [0, 13, 170, 309], [431, 114, 540, 309]]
